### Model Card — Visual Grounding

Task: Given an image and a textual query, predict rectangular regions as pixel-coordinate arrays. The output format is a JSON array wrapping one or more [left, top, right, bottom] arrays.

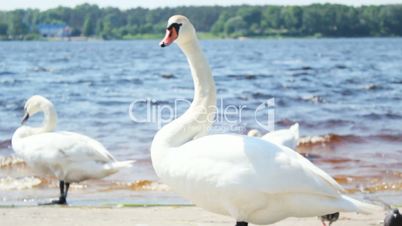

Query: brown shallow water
[[0, 133, 401, 206]]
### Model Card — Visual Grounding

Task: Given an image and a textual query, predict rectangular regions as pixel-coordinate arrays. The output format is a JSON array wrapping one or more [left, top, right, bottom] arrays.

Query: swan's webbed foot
[[39, 197, 67, 205], [320, 212, 339, 226], [235, 222, 248, 226], [38, 180, 70, 206]]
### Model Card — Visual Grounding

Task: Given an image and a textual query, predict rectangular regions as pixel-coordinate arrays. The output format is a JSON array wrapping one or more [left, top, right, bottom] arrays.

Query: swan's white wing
[[17, 131, 115, 164], [261, 123, 299, 149], [262, 129, 296, 148], [172, 134, 343, 197], [262, 129, 291, 140]]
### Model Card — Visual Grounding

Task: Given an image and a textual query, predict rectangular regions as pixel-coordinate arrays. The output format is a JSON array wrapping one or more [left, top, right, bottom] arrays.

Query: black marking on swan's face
[[160, 22, 182, 47], [167, 23, 182, 34]]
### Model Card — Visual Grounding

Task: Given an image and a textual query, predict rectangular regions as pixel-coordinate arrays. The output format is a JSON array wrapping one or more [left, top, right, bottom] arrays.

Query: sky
[[0, 0, 401, 10]]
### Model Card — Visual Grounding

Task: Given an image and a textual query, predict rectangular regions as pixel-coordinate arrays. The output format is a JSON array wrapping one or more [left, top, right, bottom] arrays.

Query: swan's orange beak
[[160, 26, 178, 47]]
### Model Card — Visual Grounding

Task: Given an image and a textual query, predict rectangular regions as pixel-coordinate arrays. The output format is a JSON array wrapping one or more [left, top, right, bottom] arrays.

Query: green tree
[[0, 23, 7, 36], [211, 12, 230, 35], [224, 16, 247, 37], [0, 4, 402, 39], [82, 16, 94, 36], [7, 10, 29, 39]]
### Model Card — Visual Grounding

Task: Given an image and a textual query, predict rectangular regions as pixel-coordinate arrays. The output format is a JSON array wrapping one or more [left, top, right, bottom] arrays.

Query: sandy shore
[[0, 206, 385, 226]]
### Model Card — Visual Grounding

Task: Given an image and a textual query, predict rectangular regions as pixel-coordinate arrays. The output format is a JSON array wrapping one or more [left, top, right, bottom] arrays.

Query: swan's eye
[[167, 23, 182, 34]]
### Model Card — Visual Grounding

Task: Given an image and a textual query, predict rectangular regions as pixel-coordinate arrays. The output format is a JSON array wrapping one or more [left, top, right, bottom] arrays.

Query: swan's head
[[247, 129, 262, 137], [160, 15, 196, 47], [21, 95, 53, 124]]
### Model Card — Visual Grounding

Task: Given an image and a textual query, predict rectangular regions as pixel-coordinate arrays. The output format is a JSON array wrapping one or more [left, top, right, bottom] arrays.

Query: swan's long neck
[[151, 38, 216, 155], [12, 104, 57, 142], [39, 105, 57, 133]]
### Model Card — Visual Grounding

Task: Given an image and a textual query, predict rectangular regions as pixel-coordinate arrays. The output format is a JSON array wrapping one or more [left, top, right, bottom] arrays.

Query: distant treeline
[[0, 4, 402, 40]]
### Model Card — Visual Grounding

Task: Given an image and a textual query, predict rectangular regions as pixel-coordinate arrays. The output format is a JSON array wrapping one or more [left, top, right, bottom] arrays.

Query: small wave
[[96, 100, 128, 106], [227, 74, 258, 80], [333, 175, 365, 184], [333, 64, 348, 70], [355, 182, 402, 193], [298, 134, 364, 148], [115, 78, 143, 85], [299, 135, 331, 147], [50, 57, 70, 63], [251, 92, 274, 99], [56, 79, 92, 85], [367, 182, 402, 192], [276, 119, 298, 127], [161, 73, 176, 79], [369, 134, 402, 142], [300, 95, 324, 104], [31, 66, 54, 73], [288, 66, 314, 71], [363, 83, 382, 90], [108, 180, 169, 191], [332, 173, 402, 193], [0, 71, 16, 76], [0, 176, 42, 190], [0, 156, 26, 169], [0, 79, 23, 86], [299, 133, 402, 148], [361, 112, 402, 120], [322, 119, 353, 128], [292, 72, 310, 76], [0, 139, 11, 149]]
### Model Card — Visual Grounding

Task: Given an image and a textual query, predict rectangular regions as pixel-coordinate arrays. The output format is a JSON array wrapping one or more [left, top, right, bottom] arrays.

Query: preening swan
[[152, 15, 379, 226], [12, 95, 134, 205], [248, 123, 299, 149]]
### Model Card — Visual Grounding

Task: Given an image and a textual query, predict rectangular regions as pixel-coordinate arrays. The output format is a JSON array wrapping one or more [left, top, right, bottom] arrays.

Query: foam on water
[[0, 176, 42, 190], [0, 156, 25, 169], [108, 180, 169, 191]]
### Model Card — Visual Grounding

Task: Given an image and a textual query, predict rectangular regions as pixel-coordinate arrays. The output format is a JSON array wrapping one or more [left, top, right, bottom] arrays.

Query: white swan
[[152, 15, 378, 226], [12, 95, 134, 205], [248, 123, 299, 149]]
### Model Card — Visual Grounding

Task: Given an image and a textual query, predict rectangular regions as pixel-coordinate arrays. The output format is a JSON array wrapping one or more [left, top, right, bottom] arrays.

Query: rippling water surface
[[0, 38, 401, 206]]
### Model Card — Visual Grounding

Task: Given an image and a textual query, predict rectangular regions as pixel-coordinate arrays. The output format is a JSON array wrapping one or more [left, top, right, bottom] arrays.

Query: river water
[[0, 38, 401, 206]]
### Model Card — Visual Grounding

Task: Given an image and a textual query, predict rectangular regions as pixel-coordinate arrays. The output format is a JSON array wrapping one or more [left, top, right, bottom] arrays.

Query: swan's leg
[[235, 222, 248, 226], [39, 181, 67, 205], [57, 181, 67, 204], [62, 182, 70, 203]]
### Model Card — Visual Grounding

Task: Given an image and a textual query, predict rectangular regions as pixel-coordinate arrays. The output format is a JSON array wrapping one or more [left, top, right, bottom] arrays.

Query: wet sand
[[0, 206, 386, 226]]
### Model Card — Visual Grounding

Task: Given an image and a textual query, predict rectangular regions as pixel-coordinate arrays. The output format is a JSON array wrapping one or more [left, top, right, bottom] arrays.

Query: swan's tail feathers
[[290, 123, 300, 140], [342, 195, 383, 214], [105, 160, 135, 172], [113, 160, 136, 169]]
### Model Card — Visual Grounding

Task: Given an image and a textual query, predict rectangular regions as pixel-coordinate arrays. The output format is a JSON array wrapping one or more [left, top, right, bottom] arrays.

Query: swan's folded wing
[[262, 129, 294, 146], [21, 132, 116, 163], [179, 134, 343, 198]]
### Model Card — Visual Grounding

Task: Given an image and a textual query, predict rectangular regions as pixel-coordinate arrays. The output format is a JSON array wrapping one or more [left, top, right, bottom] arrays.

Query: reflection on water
[[0, 38, 402, 205]]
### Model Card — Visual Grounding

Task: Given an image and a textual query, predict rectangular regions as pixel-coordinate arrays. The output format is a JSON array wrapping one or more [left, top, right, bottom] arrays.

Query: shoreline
[[0, 205, 387, 226], [1, 35, 402, 42]]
